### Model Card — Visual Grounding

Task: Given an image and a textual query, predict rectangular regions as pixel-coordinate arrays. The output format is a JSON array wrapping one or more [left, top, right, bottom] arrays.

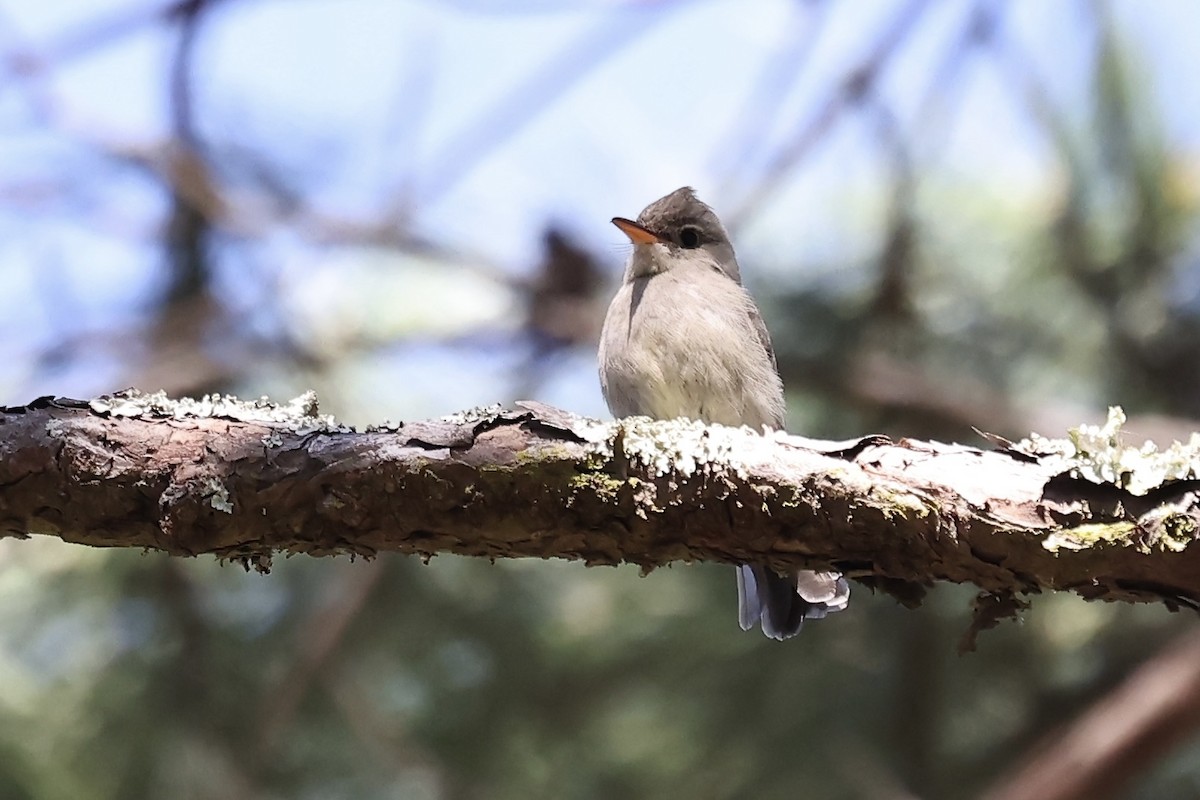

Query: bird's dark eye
[[679, 226, 702, 249]]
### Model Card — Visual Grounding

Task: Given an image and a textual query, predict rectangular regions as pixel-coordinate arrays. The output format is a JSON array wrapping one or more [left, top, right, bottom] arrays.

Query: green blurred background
[[1, 1, 1199, 798]]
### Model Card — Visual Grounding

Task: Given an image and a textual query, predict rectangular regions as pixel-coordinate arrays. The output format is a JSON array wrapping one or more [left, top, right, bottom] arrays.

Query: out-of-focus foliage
[[1, 1, 1200, 798]]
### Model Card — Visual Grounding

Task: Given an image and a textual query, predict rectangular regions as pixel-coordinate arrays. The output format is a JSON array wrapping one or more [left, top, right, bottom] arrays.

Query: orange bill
[[611, 217, 662, 245]]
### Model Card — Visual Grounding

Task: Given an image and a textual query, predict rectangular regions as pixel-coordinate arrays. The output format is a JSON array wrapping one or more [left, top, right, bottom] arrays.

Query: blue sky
[[7, 0, 1199, 255]]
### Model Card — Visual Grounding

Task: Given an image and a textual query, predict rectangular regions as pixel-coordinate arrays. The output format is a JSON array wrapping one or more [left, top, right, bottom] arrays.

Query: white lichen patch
[[1138, 505, 1198, 552], [90, 389, 348, 433], [438, 404, 506, 426], [602, 416, 778, 479], [1042, 522, 1136, 552], [200, 476, 234, 513], [1018, 406, 1200, 496]]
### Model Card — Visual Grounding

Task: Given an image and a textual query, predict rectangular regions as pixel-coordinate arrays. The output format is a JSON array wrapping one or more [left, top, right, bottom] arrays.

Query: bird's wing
[[748, 304, 779, 373], [743, 296, 785, 430]]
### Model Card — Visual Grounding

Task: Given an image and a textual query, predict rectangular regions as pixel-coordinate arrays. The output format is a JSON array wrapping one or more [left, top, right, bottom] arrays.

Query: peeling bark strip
[[2, 391, 1200, 613]]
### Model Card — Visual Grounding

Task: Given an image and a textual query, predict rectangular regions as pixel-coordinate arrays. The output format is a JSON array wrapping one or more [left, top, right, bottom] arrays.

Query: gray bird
[[598, 187, 849, 640]]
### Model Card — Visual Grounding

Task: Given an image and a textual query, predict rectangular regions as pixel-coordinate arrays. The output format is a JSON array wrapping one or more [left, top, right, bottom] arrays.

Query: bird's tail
[[736, 566, 849, 640]]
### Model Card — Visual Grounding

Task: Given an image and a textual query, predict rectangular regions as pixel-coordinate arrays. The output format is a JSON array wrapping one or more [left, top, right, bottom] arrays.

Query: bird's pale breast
[[599, 265, 784, 430]]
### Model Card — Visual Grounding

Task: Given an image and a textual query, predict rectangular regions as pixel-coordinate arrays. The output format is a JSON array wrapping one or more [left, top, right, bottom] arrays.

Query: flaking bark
[[2, 391, 1200, 618]]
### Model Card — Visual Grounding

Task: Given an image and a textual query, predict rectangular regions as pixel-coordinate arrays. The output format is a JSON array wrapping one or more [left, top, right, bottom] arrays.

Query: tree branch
[[2, 391, 1200, 617], [982, 629, 1200, 800]]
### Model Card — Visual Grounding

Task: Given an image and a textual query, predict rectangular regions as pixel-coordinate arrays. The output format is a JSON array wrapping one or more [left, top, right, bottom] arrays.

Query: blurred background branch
[[982, 628, 1200, 800]]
